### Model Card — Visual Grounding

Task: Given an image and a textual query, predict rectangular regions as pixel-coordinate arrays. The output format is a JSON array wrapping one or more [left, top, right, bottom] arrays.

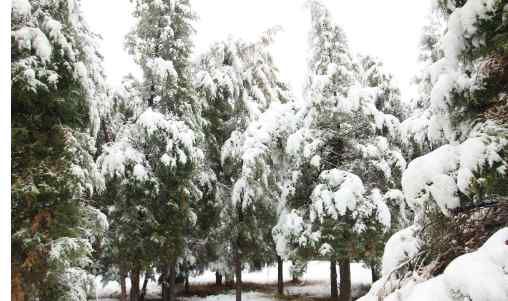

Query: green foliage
[[11, 0, 108, 298]]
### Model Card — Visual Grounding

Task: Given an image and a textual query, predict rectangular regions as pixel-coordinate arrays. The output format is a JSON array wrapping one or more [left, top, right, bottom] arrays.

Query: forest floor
[[93, 261, 372, 301]]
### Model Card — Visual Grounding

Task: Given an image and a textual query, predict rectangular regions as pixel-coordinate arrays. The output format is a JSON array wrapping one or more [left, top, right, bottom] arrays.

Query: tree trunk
[[330, 257, 338, 300], [291, 263, 299, 283], [120, 270, 128, 301], [184, 274, 190, 294], [371, 264, 380, 283], [215, 271, 223, 286], [338, 258, 351, 301], [130, 269, 141, 301], [161, 265, 169, 301], [277, 256, 284, 295], [234, 243, 242, 301], [235, 204, 243, 301], [168, 261, 177, 301], [139, 271, 150, 301], [161, 274, 166, 301], [11, 265, 25, 301]]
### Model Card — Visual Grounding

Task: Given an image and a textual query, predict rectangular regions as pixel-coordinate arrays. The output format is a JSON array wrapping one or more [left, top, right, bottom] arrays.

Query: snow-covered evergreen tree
[[399, 9, 446, 161], [402, 0, 508, 220], [273, 2, 405, 300], [194, 29, 294, 301], [96, 76, 160, 301], [358, 55, 405, 122], [97, 1, 204, 300], [11, 0, 109, 299], [229, 100, 299, 294], [125, 0, 198, 121], [360, 1, 508, 300]]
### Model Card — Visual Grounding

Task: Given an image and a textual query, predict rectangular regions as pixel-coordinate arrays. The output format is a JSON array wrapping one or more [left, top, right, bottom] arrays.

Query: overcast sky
[[81, 0, 432, 100]]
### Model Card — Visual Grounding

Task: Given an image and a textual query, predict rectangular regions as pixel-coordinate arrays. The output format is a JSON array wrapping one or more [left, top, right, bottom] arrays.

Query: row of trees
[[17, 1, 494, 301], [107, 1, 411, 300]]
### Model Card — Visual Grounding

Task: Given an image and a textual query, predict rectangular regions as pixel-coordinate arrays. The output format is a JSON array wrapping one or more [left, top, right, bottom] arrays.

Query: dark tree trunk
[[277, 256, 284, 295], [139, 271, 150, 301], [161, 265, 169, 301], [291, 267, 298, 283], [338, 257, 351, 301], [184, 274, 190, 294], [330, 257, 338, 300], [235, 203, 244, 301], [215, 271, 223, 286], [130, 269, 140, 301], [148, 84, 155, 107], [371, 263, 380, 283], [169, 262, 177, 301], [161, 276, 166, 301], [120, 268, 128, 301], [234, 243, 242, 301]]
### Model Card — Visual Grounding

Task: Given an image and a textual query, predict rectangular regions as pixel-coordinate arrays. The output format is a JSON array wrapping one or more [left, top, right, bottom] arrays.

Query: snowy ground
[[94, 260, 372, 300], [181, 292, 275, 301]]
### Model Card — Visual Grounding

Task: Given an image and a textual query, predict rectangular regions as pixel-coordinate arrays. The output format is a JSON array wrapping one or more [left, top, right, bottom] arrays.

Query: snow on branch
[[402, 122, 507, 216]]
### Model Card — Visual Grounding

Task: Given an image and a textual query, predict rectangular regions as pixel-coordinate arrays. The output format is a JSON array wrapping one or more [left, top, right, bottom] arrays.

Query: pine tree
[[11, 0, 109, 300], [96, 76, 159, 301], [227, 100, 298, 295], [399, 10, 445, 161], [360, 1, 508, 299], [274, 2, 405, 300], [194, 29, 293, 301], [125, 0, 197, 120], [401, 0, 508, 219], [99, 1, 206, 300]]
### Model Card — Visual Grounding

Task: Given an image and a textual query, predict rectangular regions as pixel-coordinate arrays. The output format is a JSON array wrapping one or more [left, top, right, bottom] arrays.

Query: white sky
[[81, 0, 432, 100]]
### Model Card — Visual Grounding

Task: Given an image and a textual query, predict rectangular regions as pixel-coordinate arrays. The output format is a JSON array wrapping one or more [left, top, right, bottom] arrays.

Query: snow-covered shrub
[[359, 227, 508, 301]]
